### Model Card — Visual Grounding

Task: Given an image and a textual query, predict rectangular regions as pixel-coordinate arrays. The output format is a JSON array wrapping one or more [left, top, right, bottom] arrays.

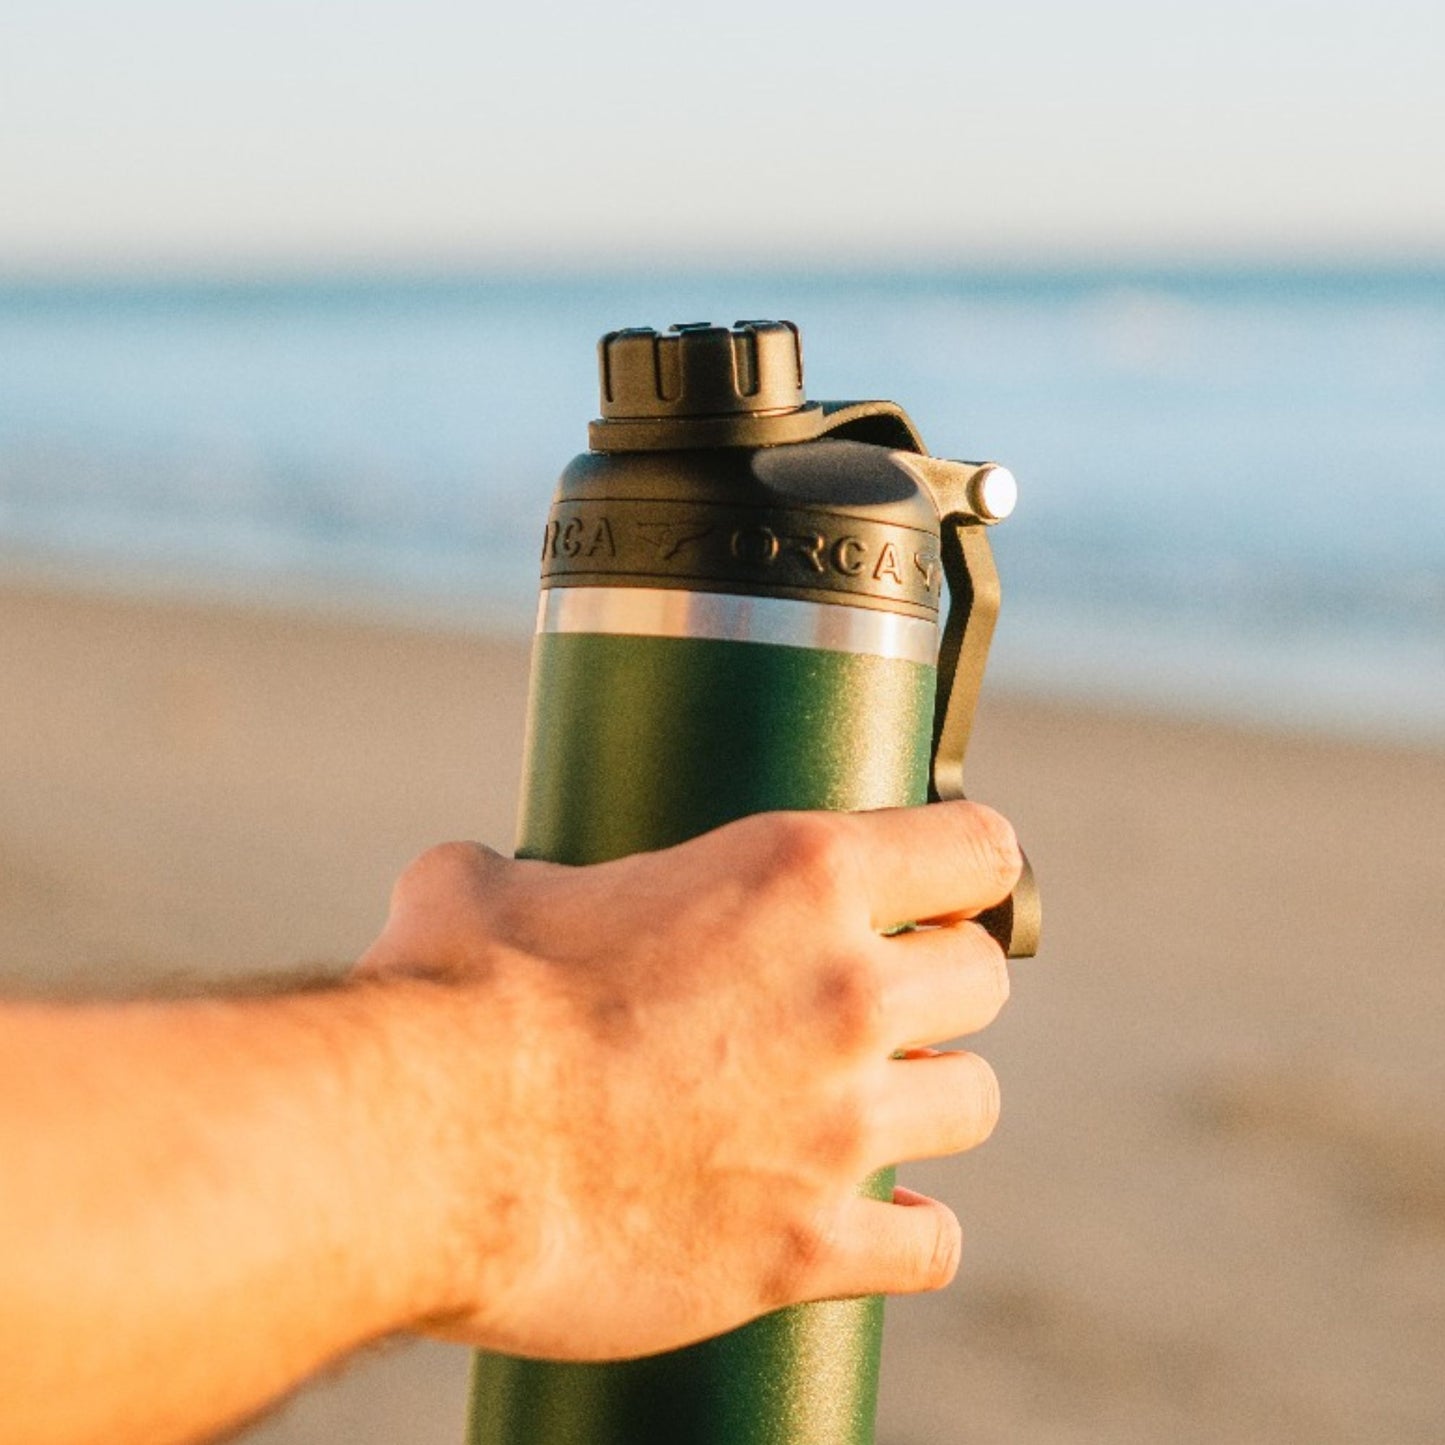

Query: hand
[[358, 799, 1022, 1362]]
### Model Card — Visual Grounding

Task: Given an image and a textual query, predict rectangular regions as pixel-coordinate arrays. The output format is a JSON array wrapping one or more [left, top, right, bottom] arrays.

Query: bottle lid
[[591, 321, 828, 450], [599, 321, 806, 420]]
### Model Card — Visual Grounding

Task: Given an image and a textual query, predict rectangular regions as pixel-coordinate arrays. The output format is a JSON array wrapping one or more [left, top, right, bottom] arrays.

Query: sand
[[1, 581, 1442, 1445]]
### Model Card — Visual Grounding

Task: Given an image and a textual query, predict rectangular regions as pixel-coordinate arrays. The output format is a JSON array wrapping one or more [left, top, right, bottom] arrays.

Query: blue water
[[1, 268, 1442, 742]]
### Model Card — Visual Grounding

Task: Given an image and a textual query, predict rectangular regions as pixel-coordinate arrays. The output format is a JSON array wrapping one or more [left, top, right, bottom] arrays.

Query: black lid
[[599, 321, 806, 420], [591, 320, 827, 451]]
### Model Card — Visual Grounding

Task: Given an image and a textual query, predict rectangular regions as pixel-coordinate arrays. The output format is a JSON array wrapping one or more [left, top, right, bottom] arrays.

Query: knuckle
[[755, 811, 853, 905], [388, 842, 514, 952], [811, 1096, 870, 1176], [763, 1212, 837, 1309], [815, 955, 885, 1054], [397, 840, 492, 897]]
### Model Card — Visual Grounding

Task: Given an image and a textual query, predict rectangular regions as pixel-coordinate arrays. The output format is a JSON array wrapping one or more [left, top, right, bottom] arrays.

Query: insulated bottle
[[467, 319, 1039, 1445]]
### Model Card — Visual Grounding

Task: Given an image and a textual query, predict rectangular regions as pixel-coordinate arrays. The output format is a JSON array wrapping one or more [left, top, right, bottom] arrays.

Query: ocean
[[1, 268, 1442, 743]]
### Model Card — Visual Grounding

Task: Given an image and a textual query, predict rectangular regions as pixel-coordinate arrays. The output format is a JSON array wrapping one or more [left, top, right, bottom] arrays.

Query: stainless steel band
[[537, 587, 939, 666]]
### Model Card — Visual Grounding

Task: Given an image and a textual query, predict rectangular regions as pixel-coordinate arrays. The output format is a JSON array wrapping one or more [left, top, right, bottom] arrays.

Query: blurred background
[[4, 0, 1444, 738], [2, 2, 1442, 1442]]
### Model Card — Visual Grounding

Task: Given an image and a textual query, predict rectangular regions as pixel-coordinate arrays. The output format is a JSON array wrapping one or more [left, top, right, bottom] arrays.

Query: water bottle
[[467, 319, 1039, 1445]]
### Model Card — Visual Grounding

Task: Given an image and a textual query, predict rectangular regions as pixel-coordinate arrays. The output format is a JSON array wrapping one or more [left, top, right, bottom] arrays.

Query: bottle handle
[[929, 513, 1041, 958], [809, 417, 1042, 960]]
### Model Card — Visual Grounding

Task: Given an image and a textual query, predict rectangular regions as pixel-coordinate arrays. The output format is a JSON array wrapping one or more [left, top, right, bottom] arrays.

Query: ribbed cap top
[[598, 321, 806, 420]]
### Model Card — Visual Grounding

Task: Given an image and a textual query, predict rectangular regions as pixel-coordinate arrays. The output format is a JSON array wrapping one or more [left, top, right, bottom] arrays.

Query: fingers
[[794, 1190, 963, 1304], [868, 1049, 1001, 1165], [837, 801, 1022, 932], [878, 923, 1009, 1049]]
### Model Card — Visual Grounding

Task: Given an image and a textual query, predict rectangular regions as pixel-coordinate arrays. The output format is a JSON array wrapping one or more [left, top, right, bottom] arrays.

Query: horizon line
[[3, 250, 1444, 295]]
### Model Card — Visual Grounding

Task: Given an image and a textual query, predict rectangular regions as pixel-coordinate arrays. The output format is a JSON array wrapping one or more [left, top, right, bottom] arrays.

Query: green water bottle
[[467, 319, 1039, 1445]]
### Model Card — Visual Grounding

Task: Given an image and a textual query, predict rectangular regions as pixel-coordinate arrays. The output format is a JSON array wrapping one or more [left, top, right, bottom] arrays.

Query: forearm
[[0, 979, 479, 1445]]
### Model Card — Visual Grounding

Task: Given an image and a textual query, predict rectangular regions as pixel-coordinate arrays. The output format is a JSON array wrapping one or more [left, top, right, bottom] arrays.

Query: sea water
[[1, 268, 1441, 743]]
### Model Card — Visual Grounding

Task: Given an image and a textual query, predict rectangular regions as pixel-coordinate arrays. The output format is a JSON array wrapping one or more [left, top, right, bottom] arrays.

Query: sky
[[2, 0, 1443, 272]]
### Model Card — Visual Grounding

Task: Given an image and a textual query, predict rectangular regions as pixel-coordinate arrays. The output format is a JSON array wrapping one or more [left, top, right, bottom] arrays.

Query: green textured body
[[466, 627, 935, 1445]]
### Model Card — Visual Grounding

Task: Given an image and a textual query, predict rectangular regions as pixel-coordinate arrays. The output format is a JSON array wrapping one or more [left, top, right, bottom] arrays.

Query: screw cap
[[598, 321, 806, 420]]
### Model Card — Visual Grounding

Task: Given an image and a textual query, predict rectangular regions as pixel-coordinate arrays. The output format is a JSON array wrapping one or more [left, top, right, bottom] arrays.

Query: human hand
[[357, 799, 1021, 1361]]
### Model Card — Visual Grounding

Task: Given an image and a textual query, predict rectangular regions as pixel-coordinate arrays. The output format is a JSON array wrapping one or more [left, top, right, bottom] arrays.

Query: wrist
[[334, 969, 543, 1342], [322, 976, 462, 1337]]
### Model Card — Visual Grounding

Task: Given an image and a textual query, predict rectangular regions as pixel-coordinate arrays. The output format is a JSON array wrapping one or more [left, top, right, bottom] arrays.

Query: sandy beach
[[2, 580, 1441, 1445]]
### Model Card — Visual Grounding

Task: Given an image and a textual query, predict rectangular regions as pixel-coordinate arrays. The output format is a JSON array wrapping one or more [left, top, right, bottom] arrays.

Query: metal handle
[[925, 477, 1041, 959]]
